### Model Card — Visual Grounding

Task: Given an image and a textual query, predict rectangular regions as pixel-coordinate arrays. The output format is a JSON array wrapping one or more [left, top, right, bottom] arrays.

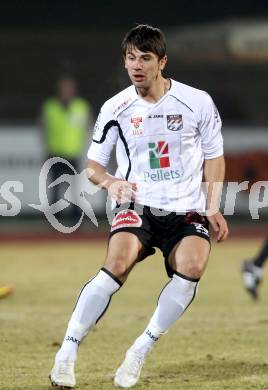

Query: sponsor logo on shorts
[[192, 222, 209, 236], [111, 209, 142, 232], [167, 114, 183, 131]]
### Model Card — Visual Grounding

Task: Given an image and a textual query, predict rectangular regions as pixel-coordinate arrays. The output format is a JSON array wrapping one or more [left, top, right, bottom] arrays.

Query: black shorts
[[109, 203, 210, 278]]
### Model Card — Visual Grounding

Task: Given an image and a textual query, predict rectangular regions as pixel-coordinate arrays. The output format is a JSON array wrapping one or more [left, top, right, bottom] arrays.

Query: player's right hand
[[107, 180, 137, 203]]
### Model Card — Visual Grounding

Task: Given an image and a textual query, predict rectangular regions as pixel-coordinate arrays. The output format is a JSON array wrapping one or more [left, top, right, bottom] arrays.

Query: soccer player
[[50, 24, 229, 388], [241, 237, 268, 299]]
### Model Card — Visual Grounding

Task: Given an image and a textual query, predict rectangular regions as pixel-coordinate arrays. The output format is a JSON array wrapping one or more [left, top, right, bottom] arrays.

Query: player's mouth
[[132, 74, 145, 82]]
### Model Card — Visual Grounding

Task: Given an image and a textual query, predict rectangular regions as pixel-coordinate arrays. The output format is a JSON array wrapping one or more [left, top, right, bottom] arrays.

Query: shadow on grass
[[144, 359, 268, 385]]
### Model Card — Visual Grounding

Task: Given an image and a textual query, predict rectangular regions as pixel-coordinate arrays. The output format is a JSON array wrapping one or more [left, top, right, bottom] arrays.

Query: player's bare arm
[[203, 156, 229, 242], [86, 159, 137, 203]]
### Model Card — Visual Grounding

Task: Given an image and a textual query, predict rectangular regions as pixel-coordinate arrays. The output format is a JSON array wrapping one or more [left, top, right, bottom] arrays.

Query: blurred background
[[1, 5, 268, 387], [0, 1, 268, 240]]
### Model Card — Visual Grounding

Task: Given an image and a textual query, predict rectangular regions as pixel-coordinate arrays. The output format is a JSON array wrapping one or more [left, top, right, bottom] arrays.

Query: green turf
[[0, 239, 268, 389]]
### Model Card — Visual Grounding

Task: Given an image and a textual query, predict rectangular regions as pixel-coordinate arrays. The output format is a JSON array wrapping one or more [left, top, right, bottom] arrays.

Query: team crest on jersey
[[166, 114, 183, 131], [131, 116, 142, 128], [131, 117, 143, 135], [111, 210, 142, 232]]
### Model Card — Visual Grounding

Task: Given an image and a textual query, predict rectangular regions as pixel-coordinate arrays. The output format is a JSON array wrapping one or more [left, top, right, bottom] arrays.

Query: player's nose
[[133, 59, 143, 70]]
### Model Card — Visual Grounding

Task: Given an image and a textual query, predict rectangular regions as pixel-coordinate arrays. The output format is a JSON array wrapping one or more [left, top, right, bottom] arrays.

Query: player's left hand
[[207, 211, 229, 242]]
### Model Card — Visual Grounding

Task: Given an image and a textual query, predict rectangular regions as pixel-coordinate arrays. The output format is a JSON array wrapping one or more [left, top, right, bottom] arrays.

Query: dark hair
[[122, 24, 167, 59]]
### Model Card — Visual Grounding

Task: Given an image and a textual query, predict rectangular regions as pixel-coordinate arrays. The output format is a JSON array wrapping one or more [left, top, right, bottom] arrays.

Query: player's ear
[[123, 55, 127, 69], [159, 55, 168, 71]]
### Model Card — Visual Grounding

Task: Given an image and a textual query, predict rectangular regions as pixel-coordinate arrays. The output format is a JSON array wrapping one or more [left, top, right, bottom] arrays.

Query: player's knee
[[176, 253, 207, 278], [104, 258, 131, 280], [186, 262, 204, 277]]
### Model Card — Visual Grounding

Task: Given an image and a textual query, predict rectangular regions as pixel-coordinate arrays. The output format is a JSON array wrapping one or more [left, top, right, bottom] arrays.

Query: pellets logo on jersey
[[166, 114, 183, 131], [148, 141, 170, 169], [111, 209, 142, 232]]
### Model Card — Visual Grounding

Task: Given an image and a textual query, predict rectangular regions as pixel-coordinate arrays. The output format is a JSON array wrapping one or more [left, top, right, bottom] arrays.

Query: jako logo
[[66, 336, 80, 346], [148, 141, 170, 169], [146, 329, 159, 342]]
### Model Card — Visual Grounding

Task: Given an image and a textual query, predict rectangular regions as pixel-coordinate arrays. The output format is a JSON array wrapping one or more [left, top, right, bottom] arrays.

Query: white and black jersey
[[87, 79, 223, 213]]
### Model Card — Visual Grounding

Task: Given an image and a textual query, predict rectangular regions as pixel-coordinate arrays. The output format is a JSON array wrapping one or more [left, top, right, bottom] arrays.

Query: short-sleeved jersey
[[87, 79, 223, 213]]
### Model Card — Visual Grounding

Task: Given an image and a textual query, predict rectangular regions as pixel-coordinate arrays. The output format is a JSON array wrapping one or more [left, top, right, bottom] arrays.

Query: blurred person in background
[[42, 74, 93, 219], [241, 237, 268, 299]]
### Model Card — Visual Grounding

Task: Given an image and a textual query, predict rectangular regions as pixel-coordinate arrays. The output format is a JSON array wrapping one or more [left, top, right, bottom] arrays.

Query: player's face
[[124, 46, 167, 89]]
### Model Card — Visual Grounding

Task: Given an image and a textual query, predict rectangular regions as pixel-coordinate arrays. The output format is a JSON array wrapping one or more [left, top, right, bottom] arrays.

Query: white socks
[[56, 268, 121, 362], [131, 273, 199, 357], [56, 270, 199, 362]]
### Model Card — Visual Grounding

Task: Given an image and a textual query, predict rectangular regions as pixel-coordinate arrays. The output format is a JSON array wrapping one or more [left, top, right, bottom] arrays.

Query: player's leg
[[253, 237, 268, 268], [129, 236, 209, 353], [115, 236, 209, 388], [50, 232, 143, 388], [241, 237, 268, 299]]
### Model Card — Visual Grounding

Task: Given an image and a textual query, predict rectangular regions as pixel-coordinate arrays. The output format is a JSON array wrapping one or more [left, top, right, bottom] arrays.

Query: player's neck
[[136, 77, 170, 103]]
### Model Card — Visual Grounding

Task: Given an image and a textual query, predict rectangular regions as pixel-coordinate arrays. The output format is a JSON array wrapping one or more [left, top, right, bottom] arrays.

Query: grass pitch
[[0, 239, 268, 389]]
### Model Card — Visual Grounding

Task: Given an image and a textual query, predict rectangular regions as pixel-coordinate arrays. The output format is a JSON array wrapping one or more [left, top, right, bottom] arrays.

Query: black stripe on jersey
[[92, 120, 118, 144], [170, 95, 194, 113], [93, 120, 131, 180]]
